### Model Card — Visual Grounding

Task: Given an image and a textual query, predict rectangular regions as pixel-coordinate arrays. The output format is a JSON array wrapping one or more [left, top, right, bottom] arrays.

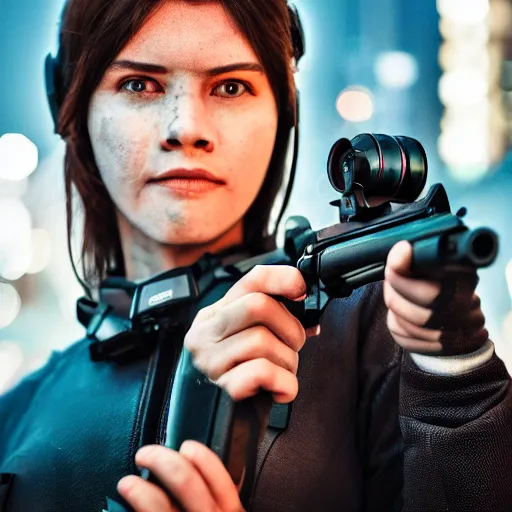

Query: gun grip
[[211, 390, 273, 506]]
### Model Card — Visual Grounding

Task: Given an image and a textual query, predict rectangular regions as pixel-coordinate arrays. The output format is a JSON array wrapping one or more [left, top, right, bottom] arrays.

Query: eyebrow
[[109, 60, 264, 76], [206, 63, 264, 75]]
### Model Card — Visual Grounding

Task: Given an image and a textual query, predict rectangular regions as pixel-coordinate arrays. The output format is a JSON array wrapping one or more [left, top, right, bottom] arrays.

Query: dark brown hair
[[56, 0, 297, 291]]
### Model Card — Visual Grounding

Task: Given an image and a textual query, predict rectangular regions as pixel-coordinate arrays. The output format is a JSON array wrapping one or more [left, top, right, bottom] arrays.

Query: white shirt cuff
[[410, 339, 495, 376]]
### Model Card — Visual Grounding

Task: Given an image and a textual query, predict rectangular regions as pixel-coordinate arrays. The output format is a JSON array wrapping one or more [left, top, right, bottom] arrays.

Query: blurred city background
[[1, 0, 512, 393]]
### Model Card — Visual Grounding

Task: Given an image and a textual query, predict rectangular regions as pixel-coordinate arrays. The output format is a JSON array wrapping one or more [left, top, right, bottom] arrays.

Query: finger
[[189, 292, 306, 353], [135, 445, 218, 512], [180, 441, 243, 512], [216, 358, 298, 403], [390, 331, 443, 354], [117, 475, 174, 512], [425, 271, 479, 324], [427, 300, 487, 332], [387, 309, 441, 343], [383, 280, 432, 326], [385, 266, 441, 307], [463, 306, 487, 332], [195, 326, 299, 381], [386, 241, 413, 277], [305, 324, 321, 337], [220, 265, 306, 305]]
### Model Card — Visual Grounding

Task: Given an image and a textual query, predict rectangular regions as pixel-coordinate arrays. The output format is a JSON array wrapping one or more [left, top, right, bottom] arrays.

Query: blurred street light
[[0, 283, 22, 328], [375, 52, 419, 89], [27, 228, 52, 275], [437, 0, 490, 25], [336, 87, 374, 123], [0, 198, 32, 280], [0, 134, 39, 181]]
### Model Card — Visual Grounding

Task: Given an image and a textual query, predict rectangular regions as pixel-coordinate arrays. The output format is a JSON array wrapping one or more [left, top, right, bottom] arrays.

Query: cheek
[[87, 101, 153, 195], [219, 103, 279, 197]]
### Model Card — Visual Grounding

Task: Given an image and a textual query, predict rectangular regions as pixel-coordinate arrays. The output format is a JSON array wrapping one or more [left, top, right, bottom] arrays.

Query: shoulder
[[0, 338, 89, 442], [3, 337, 88, 394]]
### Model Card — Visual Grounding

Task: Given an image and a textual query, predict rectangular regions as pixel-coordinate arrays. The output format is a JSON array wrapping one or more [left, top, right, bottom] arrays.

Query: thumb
[[386, 241, 413, 277]]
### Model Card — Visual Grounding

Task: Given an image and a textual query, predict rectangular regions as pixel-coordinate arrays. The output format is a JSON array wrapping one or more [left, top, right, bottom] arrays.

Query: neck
[[117, 215, 245, 282]]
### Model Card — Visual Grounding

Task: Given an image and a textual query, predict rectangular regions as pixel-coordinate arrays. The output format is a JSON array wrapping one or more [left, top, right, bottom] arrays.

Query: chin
[[150, 224, 238, 249]]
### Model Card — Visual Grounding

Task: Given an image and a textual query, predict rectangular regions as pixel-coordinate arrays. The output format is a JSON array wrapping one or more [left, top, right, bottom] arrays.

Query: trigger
[[303, 283, 329, 329]]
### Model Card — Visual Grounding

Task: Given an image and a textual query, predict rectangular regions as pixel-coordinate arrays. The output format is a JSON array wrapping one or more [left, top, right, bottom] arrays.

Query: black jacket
[[0, 281, 511, 512]]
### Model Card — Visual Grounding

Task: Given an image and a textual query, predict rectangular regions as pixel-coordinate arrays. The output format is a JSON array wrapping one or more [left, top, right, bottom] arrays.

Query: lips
[[149, 168, 225, 184], [148, 167, 226, 195]]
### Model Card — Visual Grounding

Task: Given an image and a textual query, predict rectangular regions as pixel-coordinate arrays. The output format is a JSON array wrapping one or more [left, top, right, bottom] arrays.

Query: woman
[[1, 1, 511, 511]]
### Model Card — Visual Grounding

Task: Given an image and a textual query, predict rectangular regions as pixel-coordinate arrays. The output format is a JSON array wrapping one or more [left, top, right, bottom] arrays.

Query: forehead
[[117, 0, 259, 70]]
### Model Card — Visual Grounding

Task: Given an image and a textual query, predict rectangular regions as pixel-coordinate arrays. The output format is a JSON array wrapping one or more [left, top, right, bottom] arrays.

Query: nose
[[160, 90, 215, 153]]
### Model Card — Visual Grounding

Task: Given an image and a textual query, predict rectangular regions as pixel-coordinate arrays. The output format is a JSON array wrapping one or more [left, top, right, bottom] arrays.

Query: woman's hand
[[117, 441, 244, 512], [384, 241, 488, 355], [184, 265, 315, 403]]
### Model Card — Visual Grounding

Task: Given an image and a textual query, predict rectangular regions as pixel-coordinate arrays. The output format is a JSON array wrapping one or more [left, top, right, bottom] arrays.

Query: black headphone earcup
[[44, 53, 62, 133], [288, 3, 305, 64]]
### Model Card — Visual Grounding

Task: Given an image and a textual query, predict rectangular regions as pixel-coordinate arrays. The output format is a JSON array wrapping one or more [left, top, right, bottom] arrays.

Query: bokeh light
[[0, 178, 28, 199], [0, 198, 32, 280], [437, 0, 507, 182], [375, 52, 419, 89], [439, 42, 489, 72], [336, 87, 374, 123], [438, 127, 490, 182], [439, 18, 490, 43], [437, 0, 489, 25], [0, 133, 39, 181], [439, 69, 488, 107], [27, 228, 52, 275], [0, 283, 22, 328], [0, 342, 24, 393]]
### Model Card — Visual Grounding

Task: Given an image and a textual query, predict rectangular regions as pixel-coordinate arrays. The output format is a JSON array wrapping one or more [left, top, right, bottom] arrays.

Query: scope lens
[[326, 137, 353, 193], [327, 133, 428, 203]]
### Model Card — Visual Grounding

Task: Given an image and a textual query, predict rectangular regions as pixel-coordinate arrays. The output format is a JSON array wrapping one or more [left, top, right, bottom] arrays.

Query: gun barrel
[[306, 216, 499, 294], [412, 227, 498, 271]]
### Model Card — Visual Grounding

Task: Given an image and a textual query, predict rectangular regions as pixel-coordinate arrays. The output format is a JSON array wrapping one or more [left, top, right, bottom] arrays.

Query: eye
[[213, 81, 251, 98], [121, 78, 163, 94]]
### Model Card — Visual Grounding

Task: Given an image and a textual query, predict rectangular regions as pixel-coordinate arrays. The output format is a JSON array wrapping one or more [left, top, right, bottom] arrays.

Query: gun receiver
[[284, 183, 498, 329]]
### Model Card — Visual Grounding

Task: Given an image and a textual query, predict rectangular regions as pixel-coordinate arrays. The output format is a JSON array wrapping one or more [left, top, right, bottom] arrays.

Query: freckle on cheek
[[100, 117, 126, 154]]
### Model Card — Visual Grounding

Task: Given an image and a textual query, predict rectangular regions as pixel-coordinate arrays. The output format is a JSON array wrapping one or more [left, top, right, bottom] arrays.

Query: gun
[[280, 133, 498, 328], [156, 133, 499, 508], [95, 133, 498, 510]]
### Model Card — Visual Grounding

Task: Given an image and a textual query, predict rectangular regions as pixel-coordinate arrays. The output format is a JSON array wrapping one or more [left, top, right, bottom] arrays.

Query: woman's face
[[88, 0, 279, 247]]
